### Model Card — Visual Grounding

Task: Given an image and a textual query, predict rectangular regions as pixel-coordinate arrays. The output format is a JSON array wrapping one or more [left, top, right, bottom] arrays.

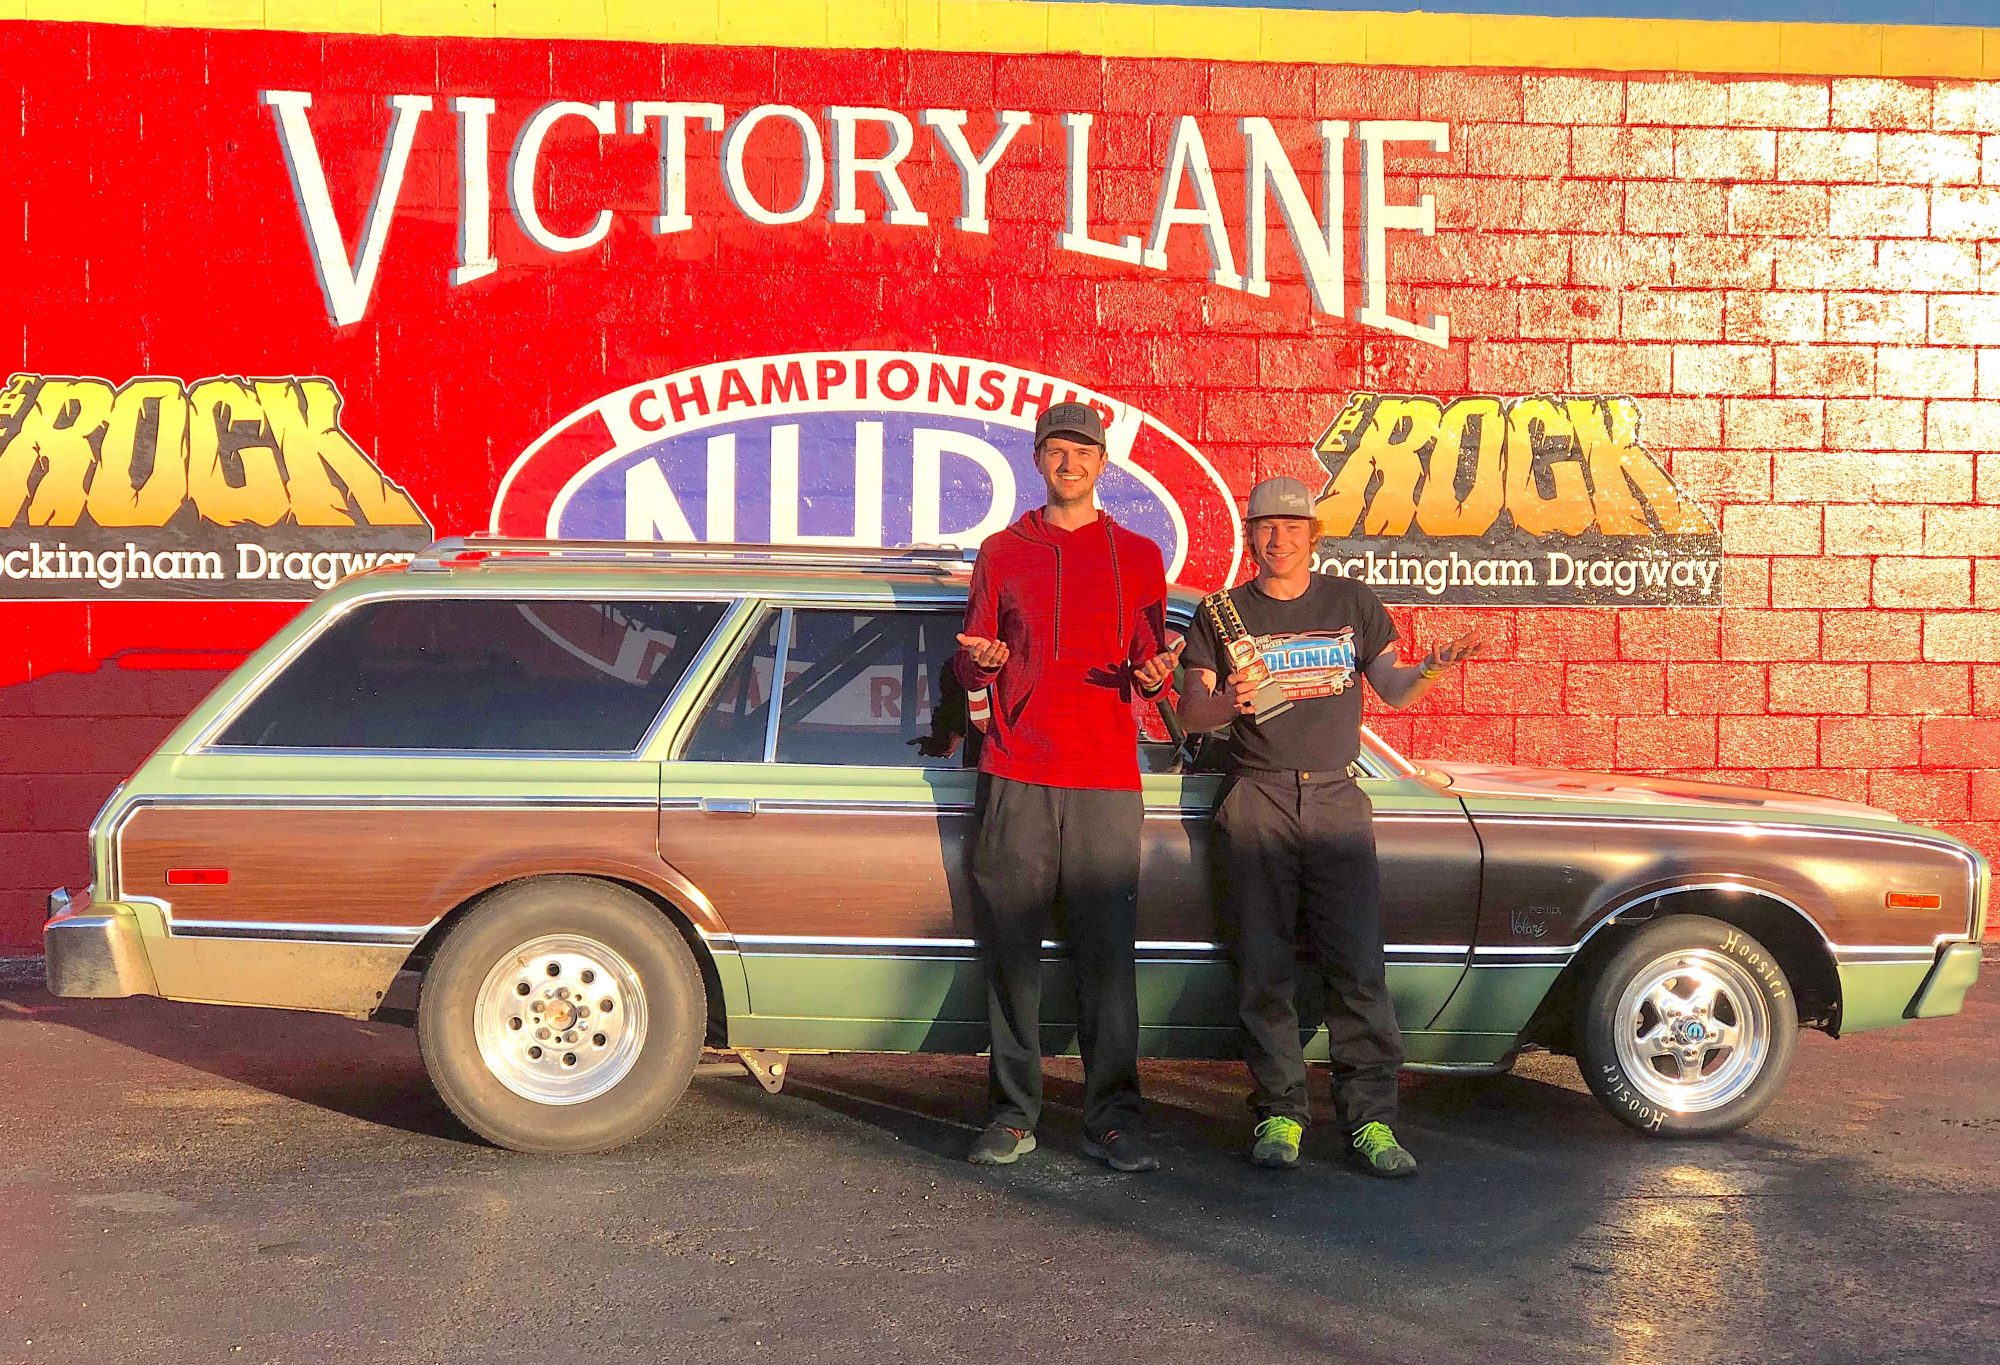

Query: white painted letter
[[1058, 112, 1143, 265], [508, 100, 616, 254], [625, 459, 698, 541], [721, 105, 826, 227], [921, 109, 1031, 234], [1142, 115, 1242, 289], [451, 96, 498, 286], [770, 421, 884, 546], [912, 429, 1017, 547], [1241, 116, 1346, 313], [705, 433, 737, 542], [1356, 120, 1449, 349], [629, 101, 724, 234], [828, 107, 928, 227], [262, 90, 432, 327]]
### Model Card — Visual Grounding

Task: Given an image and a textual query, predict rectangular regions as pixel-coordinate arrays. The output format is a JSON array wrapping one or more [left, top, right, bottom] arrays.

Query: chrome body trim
[[762, 606, 794, 764], [1567, 880, 1828, 958], [717, 934, 1479, 965], [1471, 812, 1982, 868], [1829, 944, 1960, 966], [198, 744, 643, 761], [411, 536, 968, 574], [168, 919, 428, 946], [116, 794, 659, 811]]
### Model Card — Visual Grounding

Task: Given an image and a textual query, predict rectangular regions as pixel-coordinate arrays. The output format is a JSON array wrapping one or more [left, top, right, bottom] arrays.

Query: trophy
[[1202, 591, 1291, 723]]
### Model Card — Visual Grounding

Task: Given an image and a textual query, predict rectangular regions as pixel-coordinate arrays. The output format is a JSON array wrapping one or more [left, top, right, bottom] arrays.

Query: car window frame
[[190, 588, 737, 761]]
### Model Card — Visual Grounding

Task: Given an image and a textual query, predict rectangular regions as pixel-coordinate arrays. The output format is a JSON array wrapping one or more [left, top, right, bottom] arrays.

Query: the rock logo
[[1310, 392, 1722, 606], [0, 374, 432, 600], [493, 351, 1243, 592]]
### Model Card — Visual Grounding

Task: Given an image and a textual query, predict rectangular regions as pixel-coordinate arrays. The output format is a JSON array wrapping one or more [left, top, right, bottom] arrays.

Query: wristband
[[1419, 657, 1444, 680], [1136, 674, 1167, 699]]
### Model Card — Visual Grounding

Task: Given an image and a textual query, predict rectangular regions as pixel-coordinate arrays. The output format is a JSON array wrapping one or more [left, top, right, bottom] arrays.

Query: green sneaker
[[1349, 1122, 1417, 1178], [1251, 1116, 1303, 1170]]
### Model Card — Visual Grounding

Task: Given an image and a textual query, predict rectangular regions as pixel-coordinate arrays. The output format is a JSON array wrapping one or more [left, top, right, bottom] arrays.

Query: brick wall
[[1348, 71, 2000, 878], [0, 16, 1996, 952]]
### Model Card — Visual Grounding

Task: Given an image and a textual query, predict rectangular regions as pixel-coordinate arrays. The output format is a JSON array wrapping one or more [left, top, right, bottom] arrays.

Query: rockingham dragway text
[[0, 541, 415, 591], [1313, 548, 1722, 600]]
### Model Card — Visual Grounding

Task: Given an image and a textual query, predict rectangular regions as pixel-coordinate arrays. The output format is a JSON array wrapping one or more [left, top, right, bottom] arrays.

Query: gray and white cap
[[1244, 476, 1316, 521]]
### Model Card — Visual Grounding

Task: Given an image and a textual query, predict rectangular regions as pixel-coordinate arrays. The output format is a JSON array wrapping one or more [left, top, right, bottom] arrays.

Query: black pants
[[1211, 770, 1404, 1131], [968, 773, 1144, 1136]]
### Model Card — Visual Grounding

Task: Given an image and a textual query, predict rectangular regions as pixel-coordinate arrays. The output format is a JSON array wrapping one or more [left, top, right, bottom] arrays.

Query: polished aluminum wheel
[[1612, 948, 1770, 1114], [472, 934, 649, 1105]]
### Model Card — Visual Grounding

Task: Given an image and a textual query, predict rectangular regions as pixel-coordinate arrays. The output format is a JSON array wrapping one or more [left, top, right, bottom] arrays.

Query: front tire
[[417, 877, 706, 1153], [1578, 915, 1797, 1138]]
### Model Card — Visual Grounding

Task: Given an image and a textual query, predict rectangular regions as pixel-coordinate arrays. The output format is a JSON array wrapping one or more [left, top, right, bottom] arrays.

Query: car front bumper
[[44, 886, 160, 999], [1835, 939, 1984, 1033], [1908, 940, 1983, 1020]]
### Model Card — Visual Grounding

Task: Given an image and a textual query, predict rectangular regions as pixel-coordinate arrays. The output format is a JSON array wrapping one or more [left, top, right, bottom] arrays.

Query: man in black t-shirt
[[1180, 477, 1483, 1177]]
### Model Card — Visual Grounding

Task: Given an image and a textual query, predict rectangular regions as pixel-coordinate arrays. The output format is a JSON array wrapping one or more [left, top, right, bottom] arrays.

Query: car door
[[656, 599, 990, 1052]]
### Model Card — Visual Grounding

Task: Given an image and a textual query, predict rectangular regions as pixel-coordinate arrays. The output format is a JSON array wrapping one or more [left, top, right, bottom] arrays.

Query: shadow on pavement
[[30, 985, 477, 1145]]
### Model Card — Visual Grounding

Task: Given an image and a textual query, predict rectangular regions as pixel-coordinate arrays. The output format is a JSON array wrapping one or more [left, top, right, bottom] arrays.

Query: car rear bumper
[[44, 887, 160, 999]]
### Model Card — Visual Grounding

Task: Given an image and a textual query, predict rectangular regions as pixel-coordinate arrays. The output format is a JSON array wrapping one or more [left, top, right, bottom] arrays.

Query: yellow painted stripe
[[7, 0, 1994, 80]]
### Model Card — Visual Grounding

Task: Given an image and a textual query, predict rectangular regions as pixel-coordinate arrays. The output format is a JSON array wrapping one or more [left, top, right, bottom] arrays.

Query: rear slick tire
[[417, 877, 705, 1154], [1578, 914, 1798, 1138]]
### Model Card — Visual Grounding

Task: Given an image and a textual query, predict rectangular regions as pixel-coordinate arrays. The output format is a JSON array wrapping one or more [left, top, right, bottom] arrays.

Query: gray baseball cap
[[1034, 401, 1105, 447], [1245, 476, 1317, 521]]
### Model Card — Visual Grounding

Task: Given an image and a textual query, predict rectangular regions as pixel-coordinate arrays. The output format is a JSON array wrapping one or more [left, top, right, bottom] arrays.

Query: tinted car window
[[217, 598, 727, 752], [682, 610, 780, 763], [775, 610, 962, 768]]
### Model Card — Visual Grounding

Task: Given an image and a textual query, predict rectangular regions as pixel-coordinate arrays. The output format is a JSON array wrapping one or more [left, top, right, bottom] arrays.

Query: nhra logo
[[492, 351, 1242, 592]]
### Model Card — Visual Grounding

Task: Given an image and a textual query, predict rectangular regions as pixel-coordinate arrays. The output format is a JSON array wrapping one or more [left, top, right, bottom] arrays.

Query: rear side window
[[682, 607, 966, 767], [775, 609, 961, 767], [216, 598, 728, 752]]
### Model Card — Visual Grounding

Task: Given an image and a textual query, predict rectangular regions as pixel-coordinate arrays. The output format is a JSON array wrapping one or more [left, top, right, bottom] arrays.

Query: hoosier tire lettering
[[1576, 913, 1799, 1139]]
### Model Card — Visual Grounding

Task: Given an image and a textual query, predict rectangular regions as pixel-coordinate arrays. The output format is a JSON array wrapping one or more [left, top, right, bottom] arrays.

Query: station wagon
[[45, 539, 1988, 1152]]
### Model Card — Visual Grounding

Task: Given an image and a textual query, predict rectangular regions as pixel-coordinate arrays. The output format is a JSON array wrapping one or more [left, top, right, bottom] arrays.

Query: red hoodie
[[953, 509, 1169, 792]]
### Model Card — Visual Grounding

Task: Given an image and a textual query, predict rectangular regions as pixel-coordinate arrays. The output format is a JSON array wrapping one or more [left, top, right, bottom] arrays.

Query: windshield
[[1359, 725, 1422, 780]]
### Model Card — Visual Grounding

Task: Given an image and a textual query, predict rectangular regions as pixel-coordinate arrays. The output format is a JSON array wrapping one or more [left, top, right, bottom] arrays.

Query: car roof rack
[[408, 536, 974, 576]]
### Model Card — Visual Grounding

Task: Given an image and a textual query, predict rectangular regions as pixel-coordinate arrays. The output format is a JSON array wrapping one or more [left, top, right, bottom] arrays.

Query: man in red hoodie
[[956, 401, 1182, 1173]]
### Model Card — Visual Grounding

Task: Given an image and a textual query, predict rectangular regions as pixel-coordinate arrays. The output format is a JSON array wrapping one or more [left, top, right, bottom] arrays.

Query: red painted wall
[[2, 21, 1997, 953]]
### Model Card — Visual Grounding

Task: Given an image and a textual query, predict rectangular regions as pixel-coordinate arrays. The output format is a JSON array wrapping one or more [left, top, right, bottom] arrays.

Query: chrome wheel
[[1612, 949, 1770, 1114], [472, 934, 649, 1105]]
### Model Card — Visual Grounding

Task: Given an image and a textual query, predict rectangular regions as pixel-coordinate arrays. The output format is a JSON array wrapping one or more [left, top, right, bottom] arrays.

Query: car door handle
[[700, 797, 757, 816]]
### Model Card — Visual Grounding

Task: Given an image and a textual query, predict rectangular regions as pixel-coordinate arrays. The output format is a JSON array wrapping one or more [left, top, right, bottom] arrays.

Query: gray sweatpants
[[967, 773, 1145, 1135]]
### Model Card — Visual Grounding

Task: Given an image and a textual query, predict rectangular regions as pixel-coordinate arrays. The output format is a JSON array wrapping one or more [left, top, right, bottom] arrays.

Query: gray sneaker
[[967, 1122, 1036, 1165], [1081, 1128, 1160, 1173]]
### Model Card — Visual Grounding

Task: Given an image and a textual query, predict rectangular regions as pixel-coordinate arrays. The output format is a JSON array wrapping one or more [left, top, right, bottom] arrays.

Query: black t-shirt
[[1181, 574, 1399, 774]]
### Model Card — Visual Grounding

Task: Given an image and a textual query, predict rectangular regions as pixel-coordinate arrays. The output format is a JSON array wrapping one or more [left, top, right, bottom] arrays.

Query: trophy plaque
[[1202, 591, 1292, 723]]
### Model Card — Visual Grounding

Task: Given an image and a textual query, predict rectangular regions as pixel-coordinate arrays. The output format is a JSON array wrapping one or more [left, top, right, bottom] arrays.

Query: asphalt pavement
[[5, 952, 1997, 1365]]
